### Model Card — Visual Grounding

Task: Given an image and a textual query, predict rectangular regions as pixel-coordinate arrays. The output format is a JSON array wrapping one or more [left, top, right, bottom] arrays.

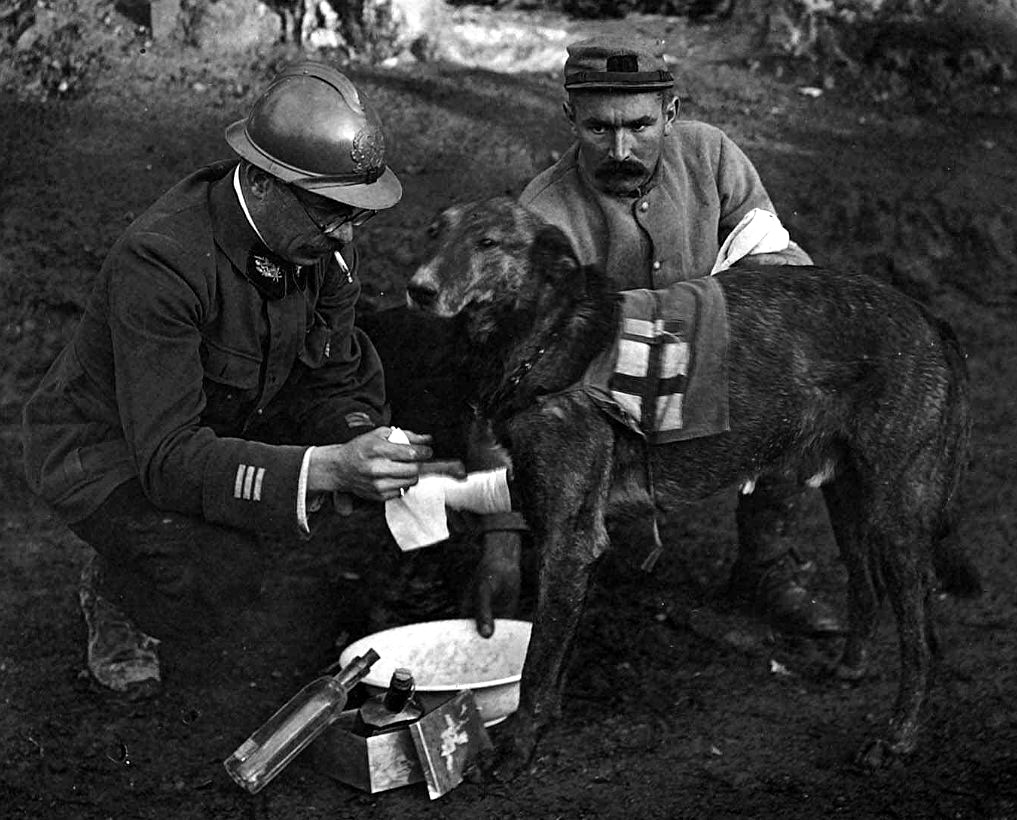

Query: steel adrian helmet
[[225, 61, 402, 210]]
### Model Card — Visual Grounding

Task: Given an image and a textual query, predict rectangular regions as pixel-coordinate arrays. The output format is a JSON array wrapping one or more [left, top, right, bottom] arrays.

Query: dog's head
[[407, 197, 584, 342]]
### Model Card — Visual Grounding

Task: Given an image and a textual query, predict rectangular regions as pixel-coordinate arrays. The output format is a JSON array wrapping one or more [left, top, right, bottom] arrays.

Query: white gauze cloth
[[384, 428, 513, 551], [711, 208, 790, 275]]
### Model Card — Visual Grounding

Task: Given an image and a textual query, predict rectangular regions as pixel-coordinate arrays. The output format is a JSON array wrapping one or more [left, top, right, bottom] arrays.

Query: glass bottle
[[351, 667, 424, 737], [223, 649, 379, 794]]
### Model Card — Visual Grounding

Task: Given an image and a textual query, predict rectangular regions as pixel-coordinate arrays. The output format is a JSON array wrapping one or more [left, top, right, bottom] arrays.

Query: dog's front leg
[[485, 407, 614, 781], [491, 523, 606, 780]]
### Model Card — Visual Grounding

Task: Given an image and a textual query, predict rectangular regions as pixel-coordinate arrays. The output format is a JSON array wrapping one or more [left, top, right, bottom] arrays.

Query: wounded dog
[[406, 196, 980, 779]]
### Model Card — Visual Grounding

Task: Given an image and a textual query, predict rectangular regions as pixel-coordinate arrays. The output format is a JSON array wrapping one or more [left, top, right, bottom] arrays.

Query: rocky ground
[[2, 7, 1017, 819]]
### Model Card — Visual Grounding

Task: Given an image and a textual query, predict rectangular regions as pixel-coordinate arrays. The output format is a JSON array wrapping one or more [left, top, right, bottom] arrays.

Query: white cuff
[[297, 446, 315, 535]]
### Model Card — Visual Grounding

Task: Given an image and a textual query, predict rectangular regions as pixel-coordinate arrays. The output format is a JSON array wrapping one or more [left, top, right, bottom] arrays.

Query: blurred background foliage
[[2, 0, 1015, 103]]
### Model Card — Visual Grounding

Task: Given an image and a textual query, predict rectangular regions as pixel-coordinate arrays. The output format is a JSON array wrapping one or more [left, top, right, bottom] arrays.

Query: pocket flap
[[202, 342, 261, 388]]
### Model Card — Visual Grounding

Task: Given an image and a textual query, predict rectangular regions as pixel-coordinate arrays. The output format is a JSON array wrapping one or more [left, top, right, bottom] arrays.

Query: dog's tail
[[925, 304, 982, 599]]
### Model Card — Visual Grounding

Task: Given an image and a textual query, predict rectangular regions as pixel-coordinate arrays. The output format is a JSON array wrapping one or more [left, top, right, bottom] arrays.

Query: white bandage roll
[[384, 428, 513, 551], [441, 468, 512, 514]]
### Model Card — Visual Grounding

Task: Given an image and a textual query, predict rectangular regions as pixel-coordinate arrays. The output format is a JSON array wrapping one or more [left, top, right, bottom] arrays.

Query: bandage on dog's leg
[[442, 468, 513, 514]]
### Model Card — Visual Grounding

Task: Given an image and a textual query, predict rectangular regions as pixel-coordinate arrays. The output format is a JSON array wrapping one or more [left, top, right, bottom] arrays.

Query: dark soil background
[[2, 10, 1017, 819]]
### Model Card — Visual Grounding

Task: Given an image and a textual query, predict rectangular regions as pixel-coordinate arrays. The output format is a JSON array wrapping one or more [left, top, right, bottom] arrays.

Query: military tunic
[[22, 160, 386, 536], [519, 120, 806, 288]]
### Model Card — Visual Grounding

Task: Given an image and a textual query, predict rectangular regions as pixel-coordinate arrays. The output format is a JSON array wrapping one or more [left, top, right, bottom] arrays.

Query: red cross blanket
[[581, 276, 730, 444]]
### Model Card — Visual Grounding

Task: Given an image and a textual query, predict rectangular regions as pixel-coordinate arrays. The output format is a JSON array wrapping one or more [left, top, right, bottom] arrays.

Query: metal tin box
[[311, 709, 424, 793]]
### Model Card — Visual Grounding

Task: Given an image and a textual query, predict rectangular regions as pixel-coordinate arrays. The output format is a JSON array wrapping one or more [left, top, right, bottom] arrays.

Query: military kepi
[[564, 35, 674, 91]]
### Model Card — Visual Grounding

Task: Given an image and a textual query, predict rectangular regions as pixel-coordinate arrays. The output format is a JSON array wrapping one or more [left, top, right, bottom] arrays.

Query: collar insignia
[[244, 252, 301, 299], [253, 255, 284, 282]]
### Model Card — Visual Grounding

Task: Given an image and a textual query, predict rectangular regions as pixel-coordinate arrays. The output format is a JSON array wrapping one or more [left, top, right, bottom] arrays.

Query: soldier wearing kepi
[[514, 34, 843, 635], [22, 62, 437, 698]]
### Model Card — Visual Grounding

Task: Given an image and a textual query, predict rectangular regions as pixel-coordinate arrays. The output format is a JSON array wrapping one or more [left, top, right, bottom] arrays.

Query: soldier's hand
[[307, 427, 433, 500]]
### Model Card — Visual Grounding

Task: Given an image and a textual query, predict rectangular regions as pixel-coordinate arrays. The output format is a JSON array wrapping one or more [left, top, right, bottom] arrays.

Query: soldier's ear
[[563, 100, 577, 135], [662, 95, 678, 136], [241, 162, 276, 202]]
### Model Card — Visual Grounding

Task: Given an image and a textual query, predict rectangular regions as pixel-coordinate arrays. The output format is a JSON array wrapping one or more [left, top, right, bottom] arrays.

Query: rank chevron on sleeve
[[234, 464, 266, 501]]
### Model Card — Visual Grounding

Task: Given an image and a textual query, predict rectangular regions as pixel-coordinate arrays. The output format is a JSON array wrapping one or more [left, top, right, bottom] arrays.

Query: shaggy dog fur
[[406, 196, 980, 779]]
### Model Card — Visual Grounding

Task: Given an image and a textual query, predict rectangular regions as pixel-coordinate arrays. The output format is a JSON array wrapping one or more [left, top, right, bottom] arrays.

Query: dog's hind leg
[[825, 468, 937, 770], [822, 477, 883, 681], [854, 526, 935, 770]]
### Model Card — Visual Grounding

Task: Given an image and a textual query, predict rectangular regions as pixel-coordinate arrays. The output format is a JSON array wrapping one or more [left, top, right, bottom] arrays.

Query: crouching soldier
[[495, 34, 844, 636], [22, 62, 435, 698]]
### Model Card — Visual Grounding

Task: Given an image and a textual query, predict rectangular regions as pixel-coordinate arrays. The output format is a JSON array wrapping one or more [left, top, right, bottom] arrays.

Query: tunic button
[[652, 260, 662, 271], [639, 201, 649, 212]]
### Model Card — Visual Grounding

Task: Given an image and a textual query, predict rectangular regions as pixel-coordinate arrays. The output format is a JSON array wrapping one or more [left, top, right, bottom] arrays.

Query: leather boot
[[79, 555, 162, 699], [729, 550, 843, 636], [734, 479, 843, 636]]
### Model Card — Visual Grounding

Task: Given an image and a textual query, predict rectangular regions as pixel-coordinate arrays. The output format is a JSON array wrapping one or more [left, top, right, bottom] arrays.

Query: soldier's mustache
[[594, 158, 648, 182]]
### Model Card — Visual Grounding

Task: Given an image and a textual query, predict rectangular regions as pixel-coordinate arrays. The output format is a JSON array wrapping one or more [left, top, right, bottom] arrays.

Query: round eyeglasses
[[290, 186, 377, 236]]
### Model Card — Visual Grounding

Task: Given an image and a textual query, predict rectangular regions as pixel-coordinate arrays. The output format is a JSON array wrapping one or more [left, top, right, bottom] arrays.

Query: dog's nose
[[406, 281, 438, 310]]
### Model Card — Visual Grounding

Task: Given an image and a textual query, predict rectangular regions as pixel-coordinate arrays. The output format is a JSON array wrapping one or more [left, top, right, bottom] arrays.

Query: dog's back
[[718, 264, 977, 594]]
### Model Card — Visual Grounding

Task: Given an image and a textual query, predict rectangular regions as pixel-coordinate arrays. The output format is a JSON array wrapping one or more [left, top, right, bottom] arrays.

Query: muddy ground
[[2, 9, 1017, 819]]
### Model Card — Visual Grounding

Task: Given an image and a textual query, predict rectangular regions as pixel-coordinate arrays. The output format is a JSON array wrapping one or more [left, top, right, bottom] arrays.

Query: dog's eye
[[478, 237, 498, 248]]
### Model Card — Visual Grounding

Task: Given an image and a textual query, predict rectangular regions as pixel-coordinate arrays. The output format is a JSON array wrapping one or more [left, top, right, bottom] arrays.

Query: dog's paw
[[480, 712, 540, 782], [484, 745, 536, 783], [831, 643, 871, 682], [853, 737, 908, 771], [461, 757, 486, 785], [476, 741, 533, 783], [832, 659, 869, 681]]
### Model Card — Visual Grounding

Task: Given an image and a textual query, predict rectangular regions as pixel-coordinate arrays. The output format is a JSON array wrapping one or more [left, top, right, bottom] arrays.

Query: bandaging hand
[[384, 455, 513, 551], [307, 427, 433, 501]]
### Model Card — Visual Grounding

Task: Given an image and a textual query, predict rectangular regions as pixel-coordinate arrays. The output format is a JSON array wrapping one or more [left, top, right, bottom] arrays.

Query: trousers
[[68, 390, 381, 640]]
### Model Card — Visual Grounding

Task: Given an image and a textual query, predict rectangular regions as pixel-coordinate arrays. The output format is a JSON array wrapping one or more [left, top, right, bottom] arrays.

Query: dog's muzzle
[[406, 281, 438, 310]]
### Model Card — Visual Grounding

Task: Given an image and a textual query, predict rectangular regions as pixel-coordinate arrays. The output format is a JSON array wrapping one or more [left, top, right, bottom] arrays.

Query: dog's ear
[[529, 225, 586, 299]]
